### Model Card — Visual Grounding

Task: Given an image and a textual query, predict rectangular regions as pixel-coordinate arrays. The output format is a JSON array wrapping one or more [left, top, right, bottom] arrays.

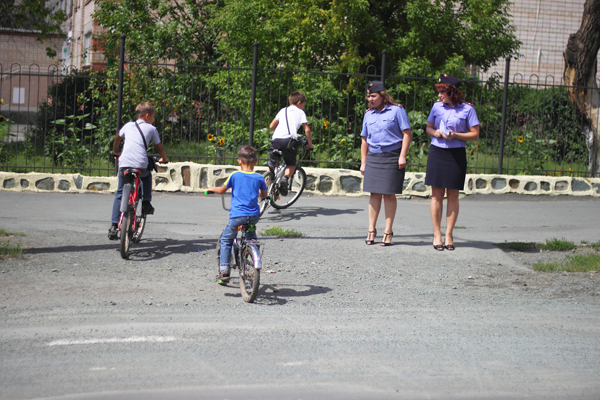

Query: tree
[[0, 0, 65, 58], [563, 0, 600, 176], [93, 0, 222, 65], [213, 0, 521, 74]]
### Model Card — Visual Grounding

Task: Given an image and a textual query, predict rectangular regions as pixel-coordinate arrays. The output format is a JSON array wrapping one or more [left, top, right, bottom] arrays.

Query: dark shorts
[[269, 138, 297, 168], [425, 145, 467, 190]]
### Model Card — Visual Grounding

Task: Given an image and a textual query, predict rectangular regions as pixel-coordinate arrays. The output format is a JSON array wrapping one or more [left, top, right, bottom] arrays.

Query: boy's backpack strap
[[285, 107, 291, 137]]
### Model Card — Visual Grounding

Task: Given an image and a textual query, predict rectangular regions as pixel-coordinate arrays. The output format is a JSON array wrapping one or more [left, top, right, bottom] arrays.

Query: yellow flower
[[518, 136, 524, 143], [217, 138, 225, 146], [340, 138, 346, 146], [207, 134, 215, 141], [0, 99, 3, 105], [323, 119, 329, 129], [568, 168, 572, 172]]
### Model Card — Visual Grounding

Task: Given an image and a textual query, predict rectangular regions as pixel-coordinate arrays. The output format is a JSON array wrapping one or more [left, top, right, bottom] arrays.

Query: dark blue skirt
[[425, 145, 467, 190], [363, 149, 406, 194]]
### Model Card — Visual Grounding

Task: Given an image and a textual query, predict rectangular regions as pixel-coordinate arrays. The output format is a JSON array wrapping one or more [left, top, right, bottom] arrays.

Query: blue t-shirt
[[360, 104, 411, 153], [427, 101, 480, 149], [226, 171, 268, 218]]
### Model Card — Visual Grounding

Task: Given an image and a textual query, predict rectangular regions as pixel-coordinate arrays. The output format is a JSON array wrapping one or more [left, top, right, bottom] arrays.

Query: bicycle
[[205, 190, 264, 303], [116, 159, 158, 259], [259, 137, 309, 216]]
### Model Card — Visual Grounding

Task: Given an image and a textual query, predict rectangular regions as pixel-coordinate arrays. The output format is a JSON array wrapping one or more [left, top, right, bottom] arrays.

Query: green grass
[[0, 240, 23, 258], [533, 253, 600, 273], [0, 228, 25, 236], [261, 226, 303, 238], [536, 238, 577, 251], [496, 242, 536, 252], [590, 241, 600, 250]]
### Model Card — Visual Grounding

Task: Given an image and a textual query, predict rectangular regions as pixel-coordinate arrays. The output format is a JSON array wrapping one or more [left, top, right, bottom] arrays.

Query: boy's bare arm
[[207, 185, 228, 194], [155, 143, 169, 163], [302, 123, 314, 150], [269, 119, 279, 130], [112, 135, 123, 156], [259, 189, 268, 199]]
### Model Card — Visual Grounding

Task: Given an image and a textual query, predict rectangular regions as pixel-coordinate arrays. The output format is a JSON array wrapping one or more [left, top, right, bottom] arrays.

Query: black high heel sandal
[[380, 231, 393, 246], [365, 230, 377, 245]]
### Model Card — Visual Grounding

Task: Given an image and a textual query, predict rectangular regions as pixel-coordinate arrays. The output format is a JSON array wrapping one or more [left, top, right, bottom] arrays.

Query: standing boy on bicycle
[[108, 102, 169, 240], [207, 145, 268, 284], [268, 91, 314, 195]]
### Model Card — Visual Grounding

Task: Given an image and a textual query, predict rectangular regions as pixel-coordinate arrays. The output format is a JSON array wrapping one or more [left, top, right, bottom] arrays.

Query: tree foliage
[[93, 0, 222, 65], [0, 0, 66, 58], [213, 0, 521, 74]]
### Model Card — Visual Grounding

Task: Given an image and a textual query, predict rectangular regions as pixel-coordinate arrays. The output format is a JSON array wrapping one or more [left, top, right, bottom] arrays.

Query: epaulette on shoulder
[[389, 102, 404, 108], [463, 101, 474, 107]]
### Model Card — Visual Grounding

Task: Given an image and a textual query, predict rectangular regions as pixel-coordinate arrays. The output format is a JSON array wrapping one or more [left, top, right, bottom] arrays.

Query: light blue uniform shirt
[[360, 104, 411, 153], [226, 171, 268, 218], [427, 101, 480, 149]]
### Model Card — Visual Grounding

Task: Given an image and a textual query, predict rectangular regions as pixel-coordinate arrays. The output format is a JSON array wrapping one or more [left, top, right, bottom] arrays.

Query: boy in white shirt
[[268, 91, 314, 195]]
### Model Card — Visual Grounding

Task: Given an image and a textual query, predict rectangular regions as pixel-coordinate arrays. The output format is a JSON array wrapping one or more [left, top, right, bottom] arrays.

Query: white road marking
[[48, 336, 177, 346]]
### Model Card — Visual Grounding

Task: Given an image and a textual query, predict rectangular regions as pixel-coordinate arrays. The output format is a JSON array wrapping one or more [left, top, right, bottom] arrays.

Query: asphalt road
[[0, 191, 599, 400]]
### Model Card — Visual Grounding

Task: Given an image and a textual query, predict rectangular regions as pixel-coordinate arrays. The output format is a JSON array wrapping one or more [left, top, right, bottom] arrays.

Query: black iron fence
[[1, 40, 597, 178]]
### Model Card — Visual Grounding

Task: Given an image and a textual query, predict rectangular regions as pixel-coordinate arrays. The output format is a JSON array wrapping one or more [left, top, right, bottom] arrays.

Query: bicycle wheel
[[260, 171, 275, 216], [120, 208, 132, 259], [132, 201, 146, 243], [239, 245, 260, 303], [271, 167, 306, 209]]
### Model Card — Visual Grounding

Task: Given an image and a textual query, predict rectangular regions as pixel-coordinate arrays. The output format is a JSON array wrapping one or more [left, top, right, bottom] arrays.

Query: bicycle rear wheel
[[271, 167, 306, 209], [120, 208, 132, 259], [239, 245, 260, 303], [132, 202, 146, 243], [260, 171, 275, 216]]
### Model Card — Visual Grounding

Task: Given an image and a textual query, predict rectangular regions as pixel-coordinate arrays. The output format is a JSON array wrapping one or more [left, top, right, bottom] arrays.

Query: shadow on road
[[221, 282, 333, 305], [261, 206, 363, 222]]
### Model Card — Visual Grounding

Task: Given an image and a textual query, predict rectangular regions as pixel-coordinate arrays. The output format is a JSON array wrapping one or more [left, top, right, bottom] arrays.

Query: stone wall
[[1, 163, 600, 197]]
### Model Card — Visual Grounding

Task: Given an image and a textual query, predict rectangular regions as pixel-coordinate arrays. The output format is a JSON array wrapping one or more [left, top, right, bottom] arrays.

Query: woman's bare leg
[[430, 186, 445, 247], [445, 189, 460, 246]]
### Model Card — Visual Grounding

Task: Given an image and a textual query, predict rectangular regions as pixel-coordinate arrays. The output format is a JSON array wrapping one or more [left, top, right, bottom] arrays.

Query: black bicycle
[[259, 137, 309, 216], [206, 191, 263, 303]]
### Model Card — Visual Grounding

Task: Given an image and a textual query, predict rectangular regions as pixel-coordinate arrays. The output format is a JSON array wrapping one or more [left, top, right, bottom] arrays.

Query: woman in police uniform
[[425, 74, 480, 251], [360, 81, 412, 246]]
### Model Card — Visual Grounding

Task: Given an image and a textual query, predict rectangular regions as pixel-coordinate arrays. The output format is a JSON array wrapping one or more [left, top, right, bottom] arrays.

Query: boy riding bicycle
[[207, 145, 268, 284], [268, 91, 314, 195], [108, 102, 168, 240]]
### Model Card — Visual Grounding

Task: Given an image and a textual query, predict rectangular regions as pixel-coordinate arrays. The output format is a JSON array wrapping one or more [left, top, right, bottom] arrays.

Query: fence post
[[248, 42, 259, 146], [381, 50, 387, 85], [115, 34, 126, 176], [498, 57, 511, 174]]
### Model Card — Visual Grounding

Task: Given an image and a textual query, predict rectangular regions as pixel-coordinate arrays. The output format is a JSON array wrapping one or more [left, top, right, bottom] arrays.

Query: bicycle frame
[[118, 169, 142, 232]]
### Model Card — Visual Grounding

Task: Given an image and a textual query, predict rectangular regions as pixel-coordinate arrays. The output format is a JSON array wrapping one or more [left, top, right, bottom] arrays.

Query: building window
[[83, 32, 92, 65], [13, 88, 25, 105]]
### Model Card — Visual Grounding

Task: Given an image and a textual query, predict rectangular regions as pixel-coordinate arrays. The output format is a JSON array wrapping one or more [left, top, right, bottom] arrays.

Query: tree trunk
[[563, 0, 600, 176]]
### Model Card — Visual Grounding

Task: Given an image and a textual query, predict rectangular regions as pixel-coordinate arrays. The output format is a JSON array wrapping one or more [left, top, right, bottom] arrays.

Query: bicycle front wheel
[[272, 167, 306, 209], [239, 245, 260, 303], [260, 171, 275, 216], [120, 209, 132, 259]]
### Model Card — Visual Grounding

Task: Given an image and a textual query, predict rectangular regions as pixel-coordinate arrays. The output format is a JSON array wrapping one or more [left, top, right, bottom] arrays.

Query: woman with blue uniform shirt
[[425, 74, 479, 251], [360, 81, 412, 246]]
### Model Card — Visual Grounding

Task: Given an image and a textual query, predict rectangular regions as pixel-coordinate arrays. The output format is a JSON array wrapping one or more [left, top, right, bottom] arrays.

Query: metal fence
[[1, 43, 598, 178]]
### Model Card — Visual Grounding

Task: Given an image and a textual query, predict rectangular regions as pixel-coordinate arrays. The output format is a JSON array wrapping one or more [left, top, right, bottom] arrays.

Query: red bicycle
[[118, 168, 148, 259]]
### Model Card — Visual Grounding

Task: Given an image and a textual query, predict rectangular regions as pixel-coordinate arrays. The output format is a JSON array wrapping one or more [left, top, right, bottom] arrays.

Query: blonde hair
[[135, 102, 156, 118]]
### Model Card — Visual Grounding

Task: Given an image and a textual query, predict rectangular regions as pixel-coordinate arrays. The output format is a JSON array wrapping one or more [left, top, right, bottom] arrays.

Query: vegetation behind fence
[[0, 57, 594, 178]]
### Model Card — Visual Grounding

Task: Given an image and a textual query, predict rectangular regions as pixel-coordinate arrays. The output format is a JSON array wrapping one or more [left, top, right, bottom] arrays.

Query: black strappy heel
[[365, 230, 377, 245], [380, 231, 393, 246]]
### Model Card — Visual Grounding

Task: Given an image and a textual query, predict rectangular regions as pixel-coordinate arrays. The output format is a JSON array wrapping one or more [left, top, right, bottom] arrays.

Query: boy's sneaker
[[142, 200, 154, 215], [216, 269, 230, 285], [108, 224, 118, 240], [279, 177, 289, 196]]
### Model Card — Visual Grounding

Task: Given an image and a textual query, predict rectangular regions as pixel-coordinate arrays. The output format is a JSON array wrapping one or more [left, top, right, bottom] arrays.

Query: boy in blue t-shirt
[[207, 145, 268, 284]]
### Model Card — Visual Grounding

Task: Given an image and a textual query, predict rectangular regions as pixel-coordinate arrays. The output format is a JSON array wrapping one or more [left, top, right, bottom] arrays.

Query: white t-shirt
[[118, 119, 161, 169], [272, 105, 308, 140]]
